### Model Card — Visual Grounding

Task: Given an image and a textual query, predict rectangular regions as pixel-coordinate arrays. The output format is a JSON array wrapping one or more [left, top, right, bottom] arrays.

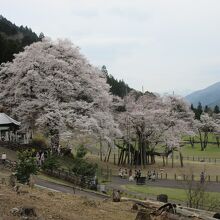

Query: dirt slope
[[0, 183, 136, 220]]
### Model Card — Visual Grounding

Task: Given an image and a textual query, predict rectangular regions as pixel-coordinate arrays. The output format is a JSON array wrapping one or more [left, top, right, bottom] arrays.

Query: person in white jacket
[[1, 152, 6, 165]]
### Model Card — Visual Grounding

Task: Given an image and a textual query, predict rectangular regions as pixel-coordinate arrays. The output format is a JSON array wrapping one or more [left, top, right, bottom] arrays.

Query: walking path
[[35, 178, 109, 201]]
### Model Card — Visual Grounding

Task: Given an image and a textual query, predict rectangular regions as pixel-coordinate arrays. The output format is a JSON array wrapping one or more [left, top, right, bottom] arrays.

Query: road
[[35, 178, 109, 201]]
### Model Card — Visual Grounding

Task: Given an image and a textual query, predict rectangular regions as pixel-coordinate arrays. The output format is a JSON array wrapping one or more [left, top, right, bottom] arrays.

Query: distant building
[[0, 113, 20, 142]]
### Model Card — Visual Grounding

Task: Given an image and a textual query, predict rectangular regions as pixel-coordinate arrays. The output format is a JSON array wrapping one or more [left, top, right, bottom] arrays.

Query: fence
[[43, 168, 95, 189], [145, 172, 219, 183], [175, 155, 220, 164], [92, 151, 220, 164]]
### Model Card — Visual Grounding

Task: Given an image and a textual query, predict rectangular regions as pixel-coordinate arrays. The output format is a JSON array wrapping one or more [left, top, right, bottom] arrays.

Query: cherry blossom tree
[[116, 91, 194, 167], [0, 38, 120, 149], [195, 113, 220, 151]]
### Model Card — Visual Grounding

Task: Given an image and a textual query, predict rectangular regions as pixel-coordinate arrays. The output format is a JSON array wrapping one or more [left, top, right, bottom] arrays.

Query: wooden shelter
[[0, 113, 20, 142]]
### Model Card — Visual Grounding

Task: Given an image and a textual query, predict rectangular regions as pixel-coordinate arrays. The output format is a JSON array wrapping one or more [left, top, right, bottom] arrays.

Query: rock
[[20, 206, 37, 217], [10, 207, 20, 216], [1, 178, 6, 184], [47, 192, 54, 197], [83, 200, 97, 207], [28, 175, 35, 188], [8, 174, 16, 187], [135, 209, 151, 220], [112, 189, 121, 202], [14, 185, 29, 195], [29, 194, 40, 200], [213, 213, 220, 219], [132, 203, 139, 211], [156, 194, 168, 203], [20, 217, 29, 220]]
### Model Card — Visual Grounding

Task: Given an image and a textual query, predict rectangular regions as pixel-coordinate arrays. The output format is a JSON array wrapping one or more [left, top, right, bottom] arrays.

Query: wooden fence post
[[216, 176, 218, 182]]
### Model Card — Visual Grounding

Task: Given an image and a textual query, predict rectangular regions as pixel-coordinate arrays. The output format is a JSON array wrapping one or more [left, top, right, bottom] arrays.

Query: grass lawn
[[122, 184, 220, 203], [181, 143, 220, 158]]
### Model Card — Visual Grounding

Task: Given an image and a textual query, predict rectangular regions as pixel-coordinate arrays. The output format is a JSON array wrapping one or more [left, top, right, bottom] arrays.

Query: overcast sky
[[1, 0, 220, 95]]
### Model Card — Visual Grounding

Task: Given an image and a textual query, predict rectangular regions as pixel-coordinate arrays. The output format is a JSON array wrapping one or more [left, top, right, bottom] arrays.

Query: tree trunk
[[166, 156, 168, 165], [179, 151, 184, 167], [107, 145, 112, 162], [118, 150, 123, 166], [139, 140, 143, 168], [143, 142, 146, 168], [204, 132, 208, 150], [189, 137, 194, 148], [50, 129, 59, 153], [198, 131, 204, 151], [99, 137, 103, 161], [162, 156, 165, 167], [171, 149, 174, 168], [216, 136, 220, 148]]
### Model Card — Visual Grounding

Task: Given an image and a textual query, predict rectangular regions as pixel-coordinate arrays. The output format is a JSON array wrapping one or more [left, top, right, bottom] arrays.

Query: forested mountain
[[101, 65, 132, 98], [186, 82, 220, 107], [0, 15, 42, 64]]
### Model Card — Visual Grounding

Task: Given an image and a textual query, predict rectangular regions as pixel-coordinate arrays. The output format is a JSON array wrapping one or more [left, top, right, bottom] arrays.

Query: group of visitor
[[134, 169, 142, 180], [35, 151, 46, 166], [147, 170, 156, 181], [118, 168, 159, 182], [118, 168, 129, 178], [51, 144, 62, 155]]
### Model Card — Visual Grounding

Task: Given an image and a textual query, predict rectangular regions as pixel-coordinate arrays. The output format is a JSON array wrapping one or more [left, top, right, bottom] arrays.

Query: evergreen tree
[[0, 15, 42, 64], [101, 65, 108, 75], [39, 32, 45, 41], [101, 65, 132, 98], [204, 105, 210, 113], [214, 105, 220, 114], [195, 102, 203, 120]]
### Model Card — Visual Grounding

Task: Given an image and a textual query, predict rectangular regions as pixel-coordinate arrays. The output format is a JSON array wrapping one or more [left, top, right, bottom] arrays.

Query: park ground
[[1, 141, 220, 208]]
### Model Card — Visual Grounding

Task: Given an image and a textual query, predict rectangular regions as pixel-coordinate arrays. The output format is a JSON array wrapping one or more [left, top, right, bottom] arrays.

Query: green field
[[123, 184, 220, 204], [181, 143, 220, 158]]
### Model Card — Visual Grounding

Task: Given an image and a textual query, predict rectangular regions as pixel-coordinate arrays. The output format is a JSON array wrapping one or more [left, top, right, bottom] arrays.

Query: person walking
[[40, 152, 45, 165], [200, 171, 205, 184], [36, 152, 40, 166], [1, 152, 6, 165]]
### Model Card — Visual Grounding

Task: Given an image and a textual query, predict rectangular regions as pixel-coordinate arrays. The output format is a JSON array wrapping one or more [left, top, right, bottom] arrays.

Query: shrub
[[15, 150, 39, 184], [31, 133, 48, 150], [41, 153, 60, 171], [76, 144, 87, 158], [61, 148, 73, 157], [72, 157, 97, 178]]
